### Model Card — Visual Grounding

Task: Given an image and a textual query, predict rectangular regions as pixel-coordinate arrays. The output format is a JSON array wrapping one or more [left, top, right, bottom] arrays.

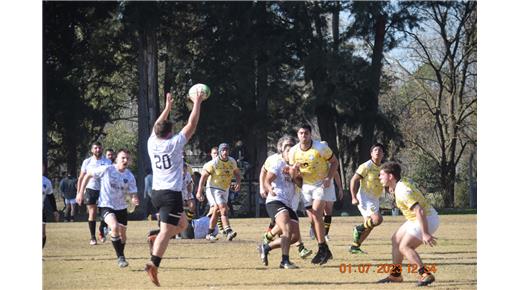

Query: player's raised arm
[[181, 90, 203, 140], [153, 92, 174, 129]]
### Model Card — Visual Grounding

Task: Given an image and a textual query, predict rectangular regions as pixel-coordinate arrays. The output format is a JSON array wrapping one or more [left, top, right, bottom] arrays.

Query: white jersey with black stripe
[[147, 131, 187, 191]]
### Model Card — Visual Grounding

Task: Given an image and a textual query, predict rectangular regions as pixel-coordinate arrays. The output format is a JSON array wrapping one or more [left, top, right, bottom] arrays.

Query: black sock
[[88, 220, 96, 239], [324, 215, 332, 235], [43, 236, 46, 248], [263, 243, 271, 253], [111, 236, 124, 258], [297, 243, 305, 252], [282, 255, 289, 263], [208, 228, 215, 235], [390, 264, 402, 277], [149, 229, 160, 236], [318, 242, 328, 250], [151, 255, 162, 268], [418, 266, 427, 275]]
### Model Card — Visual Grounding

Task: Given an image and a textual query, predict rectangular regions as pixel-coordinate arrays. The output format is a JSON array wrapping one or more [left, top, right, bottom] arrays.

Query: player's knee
[[372, 214, 383, 226], [219, 207, 228, 216]]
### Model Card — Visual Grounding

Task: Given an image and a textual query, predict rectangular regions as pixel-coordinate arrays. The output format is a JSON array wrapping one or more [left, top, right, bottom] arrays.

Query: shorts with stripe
[[151, 189, 184, 226], [266, 200, 299, 223], [100, 207, 128, 226]]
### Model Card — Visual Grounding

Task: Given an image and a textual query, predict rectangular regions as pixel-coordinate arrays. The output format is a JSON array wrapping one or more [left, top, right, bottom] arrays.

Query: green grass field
[[43, 215, 476, 289]]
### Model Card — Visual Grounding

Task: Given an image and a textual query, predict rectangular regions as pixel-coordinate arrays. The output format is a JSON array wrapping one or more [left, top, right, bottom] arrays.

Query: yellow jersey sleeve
[[395, 179, 433, 221]]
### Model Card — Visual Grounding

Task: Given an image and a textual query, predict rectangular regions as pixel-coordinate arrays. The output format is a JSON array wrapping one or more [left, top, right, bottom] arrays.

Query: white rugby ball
[[188, 83, 211, 101]]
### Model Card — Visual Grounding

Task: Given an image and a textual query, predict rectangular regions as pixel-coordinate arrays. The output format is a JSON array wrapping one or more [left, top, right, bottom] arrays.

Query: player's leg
[[70, 200, 77, 222], [323, 201, 334, 241], [103, 209, 126, 266], [378, 223, 407, 283], [42, 210, 47, 248], [350, 193, 381, 253], [85, 189, 99, 245], [145, 190, 186, 287], [217, 190, 236, 240]]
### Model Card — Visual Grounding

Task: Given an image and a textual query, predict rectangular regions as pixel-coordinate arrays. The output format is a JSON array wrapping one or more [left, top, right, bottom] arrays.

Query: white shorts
[[64, 198, 77, 205], [206, 187, 229, 206], [404, 212, 440, 240], [301, 181, 336, 208], [356, 192, 380, 217]]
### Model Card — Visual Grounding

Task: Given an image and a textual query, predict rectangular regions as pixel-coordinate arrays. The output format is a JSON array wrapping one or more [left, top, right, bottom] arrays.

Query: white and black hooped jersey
[[147, 131, 187, 191], [42, 176, 53, 209], [80, 156, 112, 190], [90, 165, 137, 210]]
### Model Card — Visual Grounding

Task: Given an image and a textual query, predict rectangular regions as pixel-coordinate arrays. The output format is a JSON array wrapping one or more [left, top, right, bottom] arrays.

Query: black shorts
[[151, 190, 184, 226], [84, 188, 100, 205], [99, 207, 128, 226], [266, 200, 299, 223]]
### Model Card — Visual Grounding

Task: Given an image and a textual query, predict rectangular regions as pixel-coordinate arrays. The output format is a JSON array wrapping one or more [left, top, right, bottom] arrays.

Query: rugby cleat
[[117, 256, 129, 268], [279, 261, 298, 269], [298, 246, 312, 259], [145, 262, 160, 287], [348, 245, 367, 254], [257, 244, 269, 266], [89, 239, 97, 246], [377, 275, 403, 283], [205, 234, 218, 242], [227, 231, 237, 241], [311, 247, 333, 265], [417, 272, 435, 286]]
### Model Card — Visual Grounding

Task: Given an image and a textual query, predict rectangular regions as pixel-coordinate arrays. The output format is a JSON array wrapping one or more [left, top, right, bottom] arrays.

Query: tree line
[[43, 1, 476, 208]]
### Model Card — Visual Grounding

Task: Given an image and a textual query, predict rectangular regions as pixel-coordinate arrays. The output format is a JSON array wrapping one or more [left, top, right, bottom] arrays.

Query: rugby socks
[[418, 266, 429, 275], [263, 243, 272, 254], [391, 265, 402, 277], [324, 215, 332, 235], [111, 236, 124, 258], [88, 220, 96, 239], [282, 254, 289, 263], [265, 231, 275, 241], [208, 228, 215, 235], [217, 215, 224, 233], [224, 226, 232, 234], [318, 242, 329, 251], [185, 209, 194, 222], [151, 255, 162, 268]]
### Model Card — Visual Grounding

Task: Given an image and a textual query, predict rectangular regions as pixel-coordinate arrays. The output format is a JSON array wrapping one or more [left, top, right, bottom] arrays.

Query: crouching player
[[258, 136, 303, 269], [377, 162, 438, 286]]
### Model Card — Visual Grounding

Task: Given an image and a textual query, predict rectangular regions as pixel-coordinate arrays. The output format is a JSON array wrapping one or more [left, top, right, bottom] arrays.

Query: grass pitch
[[43, 215, 476, 289]]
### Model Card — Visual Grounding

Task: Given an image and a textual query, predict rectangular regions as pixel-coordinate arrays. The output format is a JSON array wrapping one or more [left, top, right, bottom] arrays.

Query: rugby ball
[[188, 84, 211, 101]]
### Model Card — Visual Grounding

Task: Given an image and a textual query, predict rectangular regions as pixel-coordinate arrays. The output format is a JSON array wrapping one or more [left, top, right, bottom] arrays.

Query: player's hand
[[53, 211, 60, 222], [351, 197, 359, 206], [422, 233, 437, 247], [268, 189, 276, 196], [322, 177, 332, 188], [166, 92, 173, 107], [132, 195, 140, 206], [76, 193, 83, 205], [259, 190, 267, 199], [337, 189, 344, 201], [196, 192, 204, 202]]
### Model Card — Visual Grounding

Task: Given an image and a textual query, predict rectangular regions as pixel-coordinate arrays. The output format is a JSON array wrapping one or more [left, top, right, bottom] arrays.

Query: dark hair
[[106, 148, 114, 153], [370, 143, 385, 154], [298, 124, 312, 133], [380, 162, 401, 181], [154, 120, 173, 138], [116, 148, 130, 156], [92, 141, 102, 147]]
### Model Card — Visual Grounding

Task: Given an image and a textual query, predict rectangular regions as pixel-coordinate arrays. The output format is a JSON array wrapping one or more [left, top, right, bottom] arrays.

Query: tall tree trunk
[[137, 25, 159, 210], [359, 13, 386, 161], [254, 3, 268, 180]]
